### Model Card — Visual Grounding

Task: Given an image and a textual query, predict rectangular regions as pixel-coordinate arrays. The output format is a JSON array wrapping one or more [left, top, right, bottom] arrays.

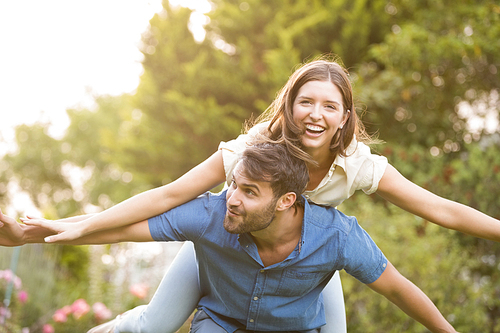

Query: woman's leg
[[115, 242, 201, 333], [320, 272, 346, 333]]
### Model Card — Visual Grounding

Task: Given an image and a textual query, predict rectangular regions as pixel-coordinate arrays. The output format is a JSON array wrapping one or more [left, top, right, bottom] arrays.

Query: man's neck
[[250, 205, 304, 267]]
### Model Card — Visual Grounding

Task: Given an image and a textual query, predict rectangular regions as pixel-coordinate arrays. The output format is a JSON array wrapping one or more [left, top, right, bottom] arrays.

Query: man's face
[[223, 162, 278, 234]]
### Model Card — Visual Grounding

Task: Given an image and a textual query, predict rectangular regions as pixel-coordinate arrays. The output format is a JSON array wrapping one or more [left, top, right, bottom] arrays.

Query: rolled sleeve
[[357, 154, 389, 195], [343, 141, 388, 197]]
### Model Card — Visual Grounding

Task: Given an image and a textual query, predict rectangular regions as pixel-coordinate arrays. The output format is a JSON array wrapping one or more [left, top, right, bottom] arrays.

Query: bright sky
[[0, 0, 210, 157], [0, 0, 210, 215]]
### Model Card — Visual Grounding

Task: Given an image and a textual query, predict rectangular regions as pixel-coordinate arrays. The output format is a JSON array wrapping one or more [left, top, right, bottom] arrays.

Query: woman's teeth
[[305, 124, 325, 133]]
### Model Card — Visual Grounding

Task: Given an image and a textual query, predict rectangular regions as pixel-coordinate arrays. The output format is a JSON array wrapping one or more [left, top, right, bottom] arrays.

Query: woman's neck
[[305, 146, 335, 169], [305, 148, 336, 190]]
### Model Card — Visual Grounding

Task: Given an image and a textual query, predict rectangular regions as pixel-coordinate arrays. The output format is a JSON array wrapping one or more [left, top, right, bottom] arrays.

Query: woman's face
[[292, 80, 349, 155]]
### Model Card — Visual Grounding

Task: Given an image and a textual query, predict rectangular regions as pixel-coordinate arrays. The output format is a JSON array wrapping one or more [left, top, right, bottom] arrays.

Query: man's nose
[[227, 188, 241, 207]]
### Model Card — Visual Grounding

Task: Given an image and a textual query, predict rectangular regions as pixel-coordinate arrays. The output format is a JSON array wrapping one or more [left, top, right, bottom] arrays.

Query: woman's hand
[[20, 216, 87, 243]]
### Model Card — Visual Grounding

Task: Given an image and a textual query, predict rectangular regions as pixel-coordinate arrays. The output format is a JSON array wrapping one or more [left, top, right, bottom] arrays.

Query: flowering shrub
[[49, 298, 113, 332], [92, 302, 112, 321], [0, 269, 28, 329]]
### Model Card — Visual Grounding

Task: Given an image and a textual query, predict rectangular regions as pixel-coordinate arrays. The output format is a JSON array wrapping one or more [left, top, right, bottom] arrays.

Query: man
[[0, 143, 456, 333]]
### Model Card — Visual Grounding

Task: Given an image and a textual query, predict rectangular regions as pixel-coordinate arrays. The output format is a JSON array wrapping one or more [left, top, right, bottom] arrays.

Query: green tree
[[357, 0, 500, 149]]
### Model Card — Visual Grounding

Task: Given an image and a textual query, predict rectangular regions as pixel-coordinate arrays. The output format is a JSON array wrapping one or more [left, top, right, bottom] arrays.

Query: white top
[[218, 122, 388, 207]]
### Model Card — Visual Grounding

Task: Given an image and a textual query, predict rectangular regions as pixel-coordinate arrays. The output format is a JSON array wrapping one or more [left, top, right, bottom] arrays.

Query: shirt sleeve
[[148, 193, 214, 242], [341, 140, 389, 196], [340, 216, 388, 284]]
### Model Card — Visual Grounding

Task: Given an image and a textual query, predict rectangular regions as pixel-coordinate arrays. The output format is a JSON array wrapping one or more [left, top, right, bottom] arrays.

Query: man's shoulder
[[305, 201, 357, 233], [181, 190, 227, 209]]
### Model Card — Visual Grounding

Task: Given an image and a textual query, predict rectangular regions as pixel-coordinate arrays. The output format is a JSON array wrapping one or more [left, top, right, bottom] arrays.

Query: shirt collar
[[236, 198, 311, 268], [332, 135, 359, 174]]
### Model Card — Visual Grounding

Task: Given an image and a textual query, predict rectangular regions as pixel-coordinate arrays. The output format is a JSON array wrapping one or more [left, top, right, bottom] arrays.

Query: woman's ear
[[340, 109, 350, 129], [276, 192, 297, 211]]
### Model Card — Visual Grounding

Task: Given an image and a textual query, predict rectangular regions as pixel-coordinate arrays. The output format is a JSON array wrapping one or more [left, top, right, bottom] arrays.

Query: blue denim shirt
[[149, 191, 387, 332]]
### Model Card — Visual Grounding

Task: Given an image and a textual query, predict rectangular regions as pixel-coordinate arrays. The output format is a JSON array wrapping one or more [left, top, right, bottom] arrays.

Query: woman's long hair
[[247, 55, 377, 166]]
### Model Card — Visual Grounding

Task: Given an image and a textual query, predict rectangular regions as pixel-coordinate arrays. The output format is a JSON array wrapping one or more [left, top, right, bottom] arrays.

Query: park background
[[1, 0, 500, 332]]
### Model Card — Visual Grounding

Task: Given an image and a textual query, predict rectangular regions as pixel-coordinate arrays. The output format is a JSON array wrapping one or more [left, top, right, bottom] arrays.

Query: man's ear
[[276, 192, 297, 211]]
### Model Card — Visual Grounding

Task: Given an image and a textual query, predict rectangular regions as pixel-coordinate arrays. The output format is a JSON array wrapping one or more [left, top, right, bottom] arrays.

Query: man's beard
[[223, 199, 277, 234]]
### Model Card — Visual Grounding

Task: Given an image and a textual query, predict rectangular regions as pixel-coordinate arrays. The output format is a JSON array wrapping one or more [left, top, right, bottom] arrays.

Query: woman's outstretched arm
[[24, 150, 226, 243], [376, 164, 500, 242]]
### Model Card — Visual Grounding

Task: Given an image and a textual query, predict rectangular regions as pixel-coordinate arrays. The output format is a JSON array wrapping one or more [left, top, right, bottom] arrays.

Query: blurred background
[[1, 0, 499, 332]]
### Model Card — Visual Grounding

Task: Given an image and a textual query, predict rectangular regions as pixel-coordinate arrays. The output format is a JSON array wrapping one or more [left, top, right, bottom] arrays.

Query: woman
[[25, 57, 500, 333]]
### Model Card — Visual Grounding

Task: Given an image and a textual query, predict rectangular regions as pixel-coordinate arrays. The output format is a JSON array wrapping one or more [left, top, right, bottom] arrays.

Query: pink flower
[[0, 270, 22, 289], [0, 269, 11, 281], [17, 290, 28, 304], [52, 309, 68, 323], [60, 305, 72, 315], [13, 276, 22, 290], [71, 298, 90, 320], [0, 306, 11, 319], [93, 302, 112, 321], [43, 324, 55, 333], [129, 283, 149, 299]]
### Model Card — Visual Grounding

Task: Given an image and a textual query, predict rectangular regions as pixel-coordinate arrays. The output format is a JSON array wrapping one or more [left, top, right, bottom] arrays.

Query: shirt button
[[253, 297, 258, 301], [260, 270, 265, 273], [249, 319, 254, 323], [383, 263, 387, 268]]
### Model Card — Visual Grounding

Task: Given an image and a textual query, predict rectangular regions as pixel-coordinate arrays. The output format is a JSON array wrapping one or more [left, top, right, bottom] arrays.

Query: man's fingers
[[0, 210, 17, 225]]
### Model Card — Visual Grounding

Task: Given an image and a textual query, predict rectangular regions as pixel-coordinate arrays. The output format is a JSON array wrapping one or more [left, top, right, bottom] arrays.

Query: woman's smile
[[292, 80, 348, 154]]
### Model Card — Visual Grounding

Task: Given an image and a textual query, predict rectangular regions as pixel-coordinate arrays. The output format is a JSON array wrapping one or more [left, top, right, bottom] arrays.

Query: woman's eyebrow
[[296, 95, 342, 106]]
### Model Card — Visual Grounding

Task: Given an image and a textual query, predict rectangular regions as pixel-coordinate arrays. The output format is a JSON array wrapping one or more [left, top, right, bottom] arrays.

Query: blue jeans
[[116, 242, 346, 333]]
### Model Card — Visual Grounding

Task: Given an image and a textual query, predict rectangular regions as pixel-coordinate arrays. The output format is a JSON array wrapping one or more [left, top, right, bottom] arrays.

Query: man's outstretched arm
[[367, 261, 457, 333]]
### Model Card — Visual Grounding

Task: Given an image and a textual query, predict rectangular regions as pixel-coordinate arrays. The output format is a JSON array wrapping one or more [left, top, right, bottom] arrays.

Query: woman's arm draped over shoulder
[[377, 164, 500, 242], [40, 150, 226, 243]]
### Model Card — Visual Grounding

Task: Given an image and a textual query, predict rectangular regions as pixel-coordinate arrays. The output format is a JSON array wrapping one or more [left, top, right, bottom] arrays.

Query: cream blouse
[[218, 123, 388, 208]]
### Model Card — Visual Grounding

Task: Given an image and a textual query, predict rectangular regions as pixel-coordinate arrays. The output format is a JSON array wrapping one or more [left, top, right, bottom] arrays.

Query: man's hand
[[0, 209, 26, 246]]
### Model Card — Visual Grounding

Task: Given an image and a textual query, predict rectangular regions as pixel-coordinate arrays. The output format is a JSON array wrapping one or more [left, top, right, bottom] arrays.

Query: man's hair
[[241, 142, 309, 205]]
